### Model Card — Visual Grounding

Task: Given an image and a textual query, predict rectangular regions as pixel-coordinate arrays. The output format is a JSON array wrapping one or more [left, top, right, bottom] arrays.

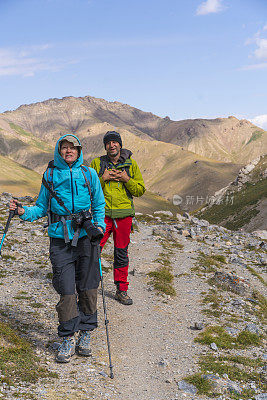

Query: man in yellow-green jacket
[[90, 131, 145, 305]]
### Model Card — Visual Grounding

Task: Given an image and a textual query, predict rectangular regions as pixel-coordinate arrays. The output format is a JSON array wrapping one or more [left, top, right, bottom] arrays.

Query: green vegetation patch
[[46, 272, 53, 280], [251, 290, 267, 323], [184, 352, 265, 398], [29, 302, 44, 308], [195, 326, 262, 349], [202, 289, 223, 317], [192, 252, 226, 274], [14, 295, 32, 300], [0, 321, 58, 385], [9, 122, 31, 137], [202, 308, 221, 318], [184, 353, 265, 398], [154, 254, 171, 267], [148, 266, 176, 296], [162, 239, 184, 250], [246, 130, 264, 146], [9, 122, 53, 152], [135, 214, 156, 224], [197, 178, 267, 230], [202, 290, 223, 309], [245, 264, 266, 286], [0, 254, 16, 261], [148, 237, 178, 296], [185, 373, 215, 396], [0, 268, 8, 279]]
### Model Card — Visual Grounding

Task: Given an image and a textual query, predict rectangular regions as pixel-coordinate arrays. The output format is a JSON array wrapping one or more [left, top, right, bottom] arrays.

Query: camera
[[71, 210, 103, 243]]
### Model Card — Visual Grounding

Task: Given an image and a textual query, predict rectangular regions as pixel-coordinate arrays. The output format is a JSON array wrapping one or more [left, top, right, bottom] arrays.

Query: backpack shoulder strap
[[81, 165, 93, 204], [119, 158, 132, 178], [42, 160, 71, 215], [99, 155, 109, 177], [46, 160, 55, 184]]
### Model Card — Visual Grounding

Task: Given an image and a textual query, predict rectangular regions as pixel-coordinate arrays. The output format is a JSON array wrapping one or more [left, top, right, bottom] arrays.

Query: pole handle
[[0, 200, 22, 254]]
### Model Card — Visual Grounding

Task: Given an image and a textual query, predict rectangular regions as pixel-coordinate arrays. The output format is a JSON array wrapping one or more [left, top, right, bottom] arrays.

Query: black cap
[[103, 131, 122, 149]]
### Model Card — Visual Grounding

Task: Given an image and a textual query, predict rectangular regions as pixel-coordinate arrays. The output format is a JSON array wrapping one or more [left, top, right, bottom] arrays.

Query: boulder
[[177, 380, 197, 395], [252, 230, 267, 240], [213, 271, 249, 296], [203, 374, 243, 396], [154, 210, 173, 217], [244, 323, 260, 336]]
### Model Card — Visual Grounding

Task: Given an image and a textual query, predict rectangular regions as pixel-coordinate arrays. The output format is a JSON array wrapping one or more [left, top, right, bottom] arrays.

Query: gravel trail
[[0, 200, 266, 400]]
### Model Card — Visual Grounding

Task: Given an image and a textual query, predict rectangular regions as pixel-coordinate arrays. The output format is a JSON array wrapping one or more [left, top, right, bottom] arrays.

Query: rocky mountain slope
[[1, 95, 266, 164], [0, 99, 242, 210], [146, 116, 267, 164], [196, 155, 267, 232], [0, 193, 266, 399]]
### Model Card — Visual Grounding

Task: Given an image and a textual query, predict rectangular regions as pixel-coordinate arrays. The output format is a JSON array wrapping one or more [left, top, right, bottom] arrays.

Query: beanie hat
[[103, 131, 122, 149]]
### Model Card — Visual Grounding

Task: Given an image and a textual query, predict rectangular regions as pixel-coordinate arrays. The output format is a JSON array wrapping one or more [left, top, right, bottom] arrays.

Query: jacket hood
[[54, 134, 83, 169], [117, 149, 132, 163]]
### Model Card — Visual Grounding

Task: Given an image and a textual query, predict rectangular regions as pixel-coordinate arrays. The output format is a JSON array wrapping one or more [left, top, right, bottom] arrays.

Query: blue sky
[[0, 0, 267, 128]]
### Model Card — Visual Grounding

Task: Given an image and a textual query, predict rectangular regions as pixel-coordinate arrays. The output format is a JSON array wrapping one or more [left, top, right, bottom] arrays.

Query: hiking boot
[[115, 290, 133, 305], [76, 330, 92, 357], [56, 336, 75, 363]]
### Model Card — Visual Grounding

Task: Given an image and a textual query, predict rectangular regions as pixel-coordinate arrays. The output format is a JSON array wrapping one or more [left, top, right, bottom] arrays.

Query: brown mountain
[[0, 95, 264, 210], [147, 116, 267, 164], [2, 95, 266, 164]]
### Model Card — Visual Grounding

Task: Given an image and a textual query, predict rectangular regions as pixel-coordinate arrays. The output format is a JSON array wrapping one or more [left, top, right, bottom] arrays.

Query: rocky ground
[[0, 193, 266, 400]]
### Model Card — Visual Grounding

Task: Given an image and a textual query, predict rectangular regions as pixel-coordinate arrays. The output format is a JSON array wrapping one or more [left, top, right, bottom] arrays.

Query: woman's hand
[[9, 199, 25, 216]]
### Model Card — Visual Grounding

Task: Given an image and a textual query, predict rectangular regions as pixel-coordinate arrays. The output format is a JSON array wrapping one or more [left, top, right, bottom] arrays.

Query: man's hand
[[102, 168, 118, 182], [115, 170, 130, 183], [101, 169, 130, 183], [9, 199, 25, 216]]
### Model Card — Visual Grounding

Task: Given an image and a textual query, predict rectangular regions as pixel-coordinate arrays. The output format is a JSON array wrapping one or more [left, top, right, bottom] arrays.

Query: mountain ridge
[[2, 94, 266, 163], [0, 94, 265, 212]]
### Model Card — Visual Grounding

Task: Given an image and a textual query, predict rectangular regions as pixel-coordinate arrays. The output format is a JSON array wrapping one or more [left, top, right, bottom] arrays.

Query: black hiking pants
[[49, 236, 100, 337]]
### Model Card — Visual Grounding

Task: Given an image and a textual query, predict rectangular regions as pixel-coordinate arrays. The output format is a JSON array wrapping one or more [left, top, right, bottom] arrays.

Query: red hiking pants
[[100, 216, 132, 292]]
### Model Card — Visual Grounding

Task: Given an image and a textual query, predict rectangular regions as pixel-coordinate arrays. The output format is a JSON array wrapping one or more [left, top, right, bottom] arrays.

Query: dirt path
[[0, 202, 266, 400], [100, 225, 208, 400]]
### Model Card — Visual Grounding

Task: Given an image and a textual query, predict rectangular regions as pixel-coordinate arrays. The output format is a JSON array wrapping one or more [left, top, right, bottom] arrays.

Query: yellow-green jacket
[[90, 149, 145, 218]]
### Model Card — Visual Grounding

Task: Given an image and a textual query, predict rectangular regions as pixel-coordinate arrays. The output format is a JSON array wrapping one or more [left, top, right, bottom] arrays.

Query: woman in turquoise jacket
[[10, 134, 105, 363]]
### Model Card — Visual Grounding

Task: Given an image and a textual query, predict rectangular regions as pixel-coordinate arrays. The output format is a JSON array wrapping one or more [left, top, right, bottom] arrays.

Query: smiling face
[[106, 140, 121, 159], [60, 140, 79, 166]]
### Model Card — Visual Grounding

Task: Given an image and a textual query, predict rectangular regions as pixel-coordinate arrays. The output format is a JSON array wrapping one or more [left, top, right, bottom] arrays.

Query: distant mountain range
[[0, 95, 266, 212]]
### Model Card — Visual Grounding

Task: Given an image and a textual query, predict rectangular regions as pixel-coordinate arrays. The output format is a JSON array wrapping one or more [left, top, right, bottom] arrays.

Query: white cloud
[[250, 114, 267, 130], [241, 62, 267, 71], [0, 45, 59, 77], [243, 25, 267, 70], [196, 0, 224, 15], [254, 38, 267, 60]]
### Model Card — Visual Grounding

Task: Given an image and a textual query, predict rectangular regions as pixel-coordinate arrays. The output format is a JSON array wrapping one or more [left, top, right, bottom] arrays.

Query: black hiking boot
[[115, 290, 133, 305]]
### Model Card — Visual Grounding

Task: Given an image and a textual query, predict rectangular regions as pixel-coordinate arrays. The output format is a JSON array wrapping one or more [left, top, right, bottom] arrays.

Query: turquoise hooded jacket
[[20, 134, 106, 239]]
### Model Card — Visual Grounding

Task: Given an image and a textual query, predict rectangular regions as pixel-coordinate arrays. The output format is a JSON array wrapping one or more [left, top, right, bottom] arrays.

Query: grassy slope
[[134, 190, 181, 214], [0, 155, 41, 197], [196, 156, 267, 230], [196, 179, 267, 230]]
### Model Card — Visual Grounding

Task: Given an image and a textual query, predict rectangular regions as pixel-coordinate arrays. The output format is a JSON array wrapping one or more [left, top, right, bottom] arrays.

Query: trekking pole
[[0, 201, 21, 255], [97, 244, 114, 379]]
